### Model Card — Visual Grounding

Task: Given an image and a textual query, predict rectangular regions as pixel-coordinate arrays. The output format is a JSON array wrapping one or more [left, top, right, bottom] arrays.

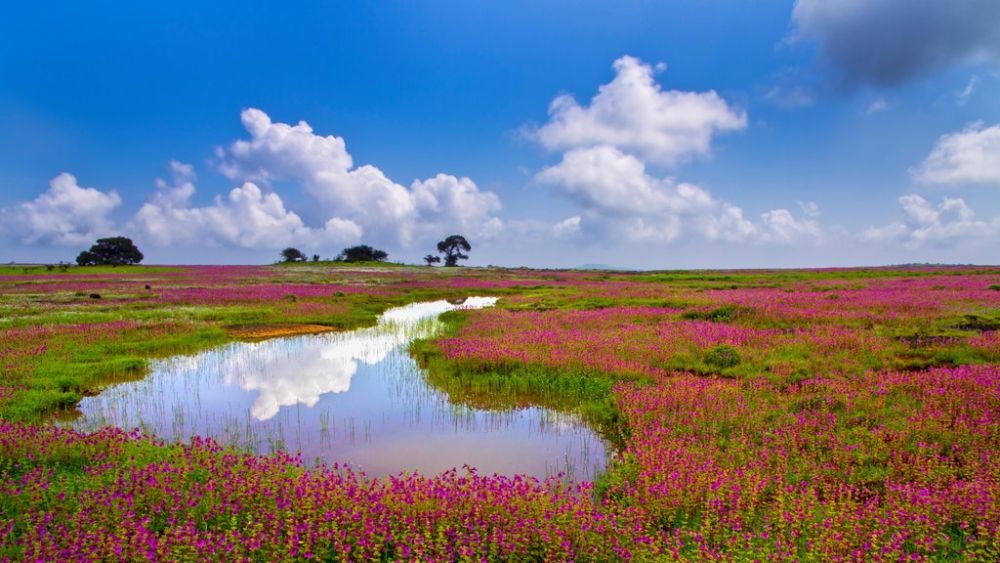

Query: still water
[[71, 298, 606, 480]]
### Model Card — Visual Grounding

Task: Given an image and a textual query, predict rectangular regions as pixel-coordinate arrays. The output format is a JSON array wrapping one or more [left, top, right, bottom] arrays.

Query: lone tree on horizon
[[76, 236, 144, 266], [337, 245, 388, 262], [423, 254, 441, 266], [280, 247, 307, 263], [437, 235, 471, 267]]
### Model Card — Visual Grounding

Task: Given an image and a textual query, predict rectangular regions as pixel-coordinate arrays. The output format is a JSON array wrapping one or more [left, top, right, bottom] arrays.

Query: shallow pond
[[70, 298, 607, 480]]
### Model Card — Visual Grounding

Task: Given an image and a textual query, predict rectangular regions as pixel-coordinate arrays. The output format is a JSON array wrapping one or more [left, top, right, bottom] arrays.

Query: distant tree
[[337, 245, 388, 262], [76, 237, 144, 266], [280, 247, 307, 263], [423, 254, 441, 266], [312, 254, 321, 262], [436, 235, 471, 267]]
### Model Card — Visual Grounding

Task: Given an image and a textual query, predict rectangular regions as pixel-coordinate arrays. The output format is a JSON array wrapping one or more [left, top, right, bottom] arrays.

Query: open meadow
[[1, 263, 998, 560], [5, 0, 1000, 560]]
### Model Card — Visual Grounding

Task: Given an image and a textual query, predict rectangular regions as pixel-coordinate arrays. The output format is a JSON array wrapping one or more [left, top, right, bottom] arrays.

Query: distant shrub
[[989, 284, 1000, 291], [705, 345, 741, 369]]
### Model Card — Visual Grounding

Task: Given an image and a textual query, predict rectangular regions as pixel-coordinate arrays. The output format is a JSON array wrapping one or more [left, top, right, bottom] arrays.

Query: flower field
[[1, 263, 999, 560]]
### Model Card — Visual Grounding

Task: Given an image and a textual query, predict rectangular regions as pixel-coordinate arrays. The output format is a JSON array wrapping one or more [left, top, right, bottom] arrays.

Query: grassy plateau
[[0, 263, 998, 560]]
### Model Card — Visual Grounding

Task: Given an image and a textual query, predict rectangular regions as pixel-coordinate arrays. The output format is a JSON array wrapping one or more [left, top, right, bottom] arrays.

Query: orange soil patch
[[228, 324, 337, 340]]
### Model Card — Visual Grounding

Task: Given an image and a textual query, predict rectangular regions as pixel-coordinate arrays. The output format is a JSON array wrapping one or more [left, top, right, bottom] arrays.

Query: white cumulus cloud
[[912, 122, 1000, 185], [410, 174, 503, 240], [551, 215, 583, 240], [130, 163, 361, 249], [0, 173, 122, 246], [218, 108, 503, 246], [536, 146, 714, 219], [529, 56, 746, 166], [863, 194, 999, 246], [536, 145, 821, 245], [759, 208, 823, 243]]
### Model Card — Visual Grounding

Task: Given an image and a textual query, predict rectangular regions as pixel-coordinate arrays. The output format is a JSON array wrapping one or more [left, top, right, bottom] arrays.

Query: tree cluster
[[280, 245, 391, 264], [336, 245, 388, 263], [284, 235, 472, 267], [72, 235, 475, 269], [76, 237, 144, 266]]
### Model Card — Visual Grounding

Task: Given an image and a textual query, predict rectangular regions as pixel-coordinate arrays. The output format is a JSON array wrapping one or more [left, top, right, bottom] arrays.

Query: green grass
[[1, 325, 228, 422], [0, 264, 182, 275], [410, 311, 632, 450]]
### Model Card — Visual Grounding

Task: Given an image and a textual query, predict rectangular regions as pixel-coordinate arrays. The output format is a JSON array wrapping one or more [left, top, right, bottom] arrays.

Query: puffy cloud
[[912, 122, 1000, 185], [862, 194, 999, 246], [536, 145, 821, 245], [410, 174, 503, 240], [153, 159, 196, 207], [130, 163, 361, 249], [218, 108, 503, 245], [529, 56, 819, 249], [759, 208, 823, 243], [0, 173, 121, 245], [700, 204, 759, 243], [529, 56, 746, 166], [792, 0, 1000, 87], [536, 146, 714, 219], [551, 215, 582, 240], [219, 108, 355, 183]]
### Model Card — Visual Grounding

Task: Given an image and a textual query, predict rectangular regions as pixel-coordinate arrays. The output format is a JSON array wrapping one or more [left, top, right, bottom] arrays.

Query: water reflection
[[223, 298, 495, 420], [71, 298, 606, 480]]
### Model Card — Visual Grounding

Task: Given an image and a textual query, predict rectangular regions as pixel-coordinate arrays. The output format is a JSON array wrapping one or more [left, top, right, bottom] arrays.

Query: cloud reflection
[[217, 297, 498, 420]]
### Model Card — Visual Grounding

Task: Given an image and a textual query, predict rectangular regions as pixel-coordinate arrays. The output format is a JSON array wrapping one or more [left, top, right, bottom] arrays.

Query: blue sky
[[1, 1, 999, 267]]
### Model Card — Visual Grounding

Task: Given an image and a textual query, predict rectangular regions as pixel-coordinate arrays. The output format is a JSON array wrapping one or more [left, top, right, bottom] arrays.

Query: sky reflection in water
[[72, 298, 606, 480]]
